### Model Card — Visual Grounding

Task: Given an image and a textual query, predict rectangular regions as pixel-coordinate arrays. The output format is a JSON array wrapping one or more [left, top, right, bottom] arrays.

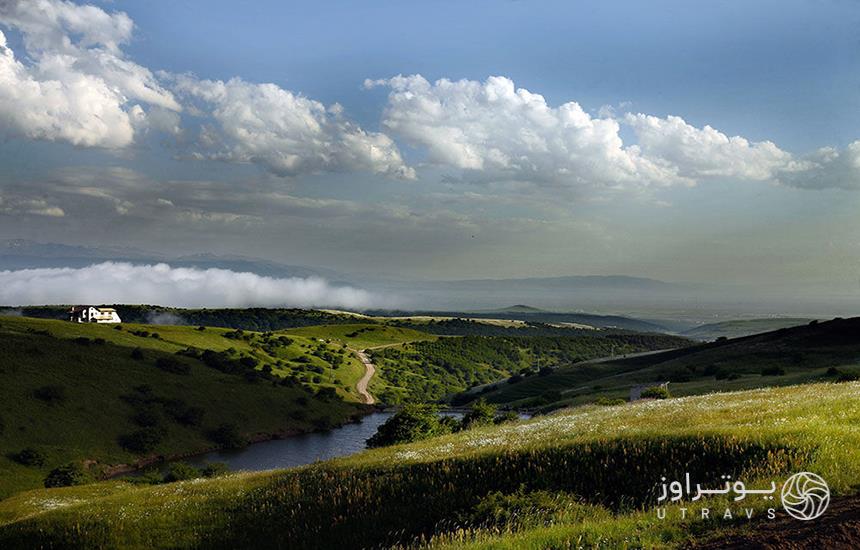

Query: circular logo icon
[[781, 472, 830, 521]]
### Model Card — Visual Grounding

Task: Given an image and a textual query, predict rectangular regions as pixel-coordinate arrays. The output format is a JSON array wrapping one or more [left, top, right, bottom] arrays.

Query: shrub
[[538, 366, 554, 376], [131, 348, 144, 360], [155, 356, 191, 375], [826, 367, 841, 376], [196, 326, 207, 331], [119, 427, 164, 453], [837, 372, 859, 383], [640, 386, 670, 399], [200, 462, 229, 478], [461, 399, 497, 430], [209, 423, 248, 449], [494, 410, 520, 425], [163, 462, 200, 483], [11, 447, 46, 467], [164, 401, 205, 427], [73, 337, 91, 346], [595, 397, 626, 406], [33, 384, 66, 404], [44, 463, 88, 488], [316, 387, 339, 400], [367, 404, 452, 448], [507, 374, 524, 384]]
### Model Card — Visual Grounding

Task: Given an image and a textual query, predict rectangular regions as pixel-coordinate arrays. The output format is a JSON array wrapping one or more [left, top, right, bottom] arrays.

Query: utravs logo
[[655, 471, 829, 521]]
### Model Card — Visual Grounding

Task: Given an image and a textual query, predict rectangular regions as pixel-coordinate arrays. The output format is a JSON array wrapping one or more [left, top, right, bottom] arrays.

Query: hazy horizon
[[2, 1, 860, 315]]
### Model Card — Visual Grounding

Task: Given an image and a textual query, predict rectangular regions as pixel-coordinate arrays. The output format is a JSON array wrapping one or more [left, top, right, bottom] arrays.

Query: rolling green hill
[[682, 317, 816, 341], [283, 323, 435, 350], [373, 332, 689, 403], [0, 316, 373, 498], [1, 382, 858, 548], [467, 317, 860, 409]]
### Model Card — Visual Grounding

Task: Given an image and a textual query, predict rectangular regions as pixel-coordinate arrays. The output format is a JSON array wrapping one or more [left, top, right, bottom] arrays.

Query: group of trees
[[366, 400, 517, 448]]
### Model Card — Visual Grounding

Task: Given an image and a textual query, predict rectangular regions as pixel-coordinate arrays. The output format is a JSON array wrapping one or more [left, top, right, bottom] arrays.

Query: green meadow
[[1, 382, 858, 548]]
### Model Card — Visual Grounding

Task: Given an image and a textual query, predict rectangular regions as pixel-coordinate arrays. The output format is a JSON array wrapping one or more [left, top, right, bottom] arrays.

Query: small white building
[[69, 306, 122, 324]]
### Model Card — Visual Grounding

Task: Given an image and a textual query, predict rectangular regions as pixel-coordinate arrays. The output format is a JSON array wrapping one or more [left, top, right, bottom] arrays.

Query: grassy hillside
[[682, 317, 815, 341], [373, 332, 689, 403], [0, 316, 371, 499], [12, 306, 367, 331], [283, 323, 435, 350], [1, 382, 858, 548], [469, 317, 860, 409]]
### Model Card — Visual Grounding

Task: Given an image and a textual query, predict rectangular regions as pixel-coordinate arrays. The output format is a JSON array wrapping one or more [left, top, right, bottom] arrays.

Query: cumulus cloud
[[0, 0, 179, 148], [366, 74, 684, 187], [368, 74, 860, 191], [172, 75, 415, 179], [0, 262, 383, 309], [624, 113, 806, 181]]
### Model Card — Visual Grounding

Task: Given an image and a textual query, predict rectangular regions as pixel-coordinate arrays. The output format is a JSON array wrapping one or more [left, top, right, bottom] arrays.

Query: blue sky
[[2, 0, 860, 296], [117, 0, 860, 149]]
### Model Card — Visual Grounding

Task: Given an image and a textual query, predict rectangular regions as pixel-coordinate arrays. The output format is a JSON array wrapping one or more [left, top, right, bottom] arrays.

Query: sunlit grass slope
[[283, 322, 437, 349], [2, 382, 858, 548], [0, 316, 368, 498]]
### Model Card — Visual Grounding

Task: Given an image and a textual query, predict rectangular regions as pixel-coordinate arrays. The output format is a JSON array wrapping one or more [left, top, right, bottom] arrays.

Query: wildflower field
[[1, 382, 858, 548]]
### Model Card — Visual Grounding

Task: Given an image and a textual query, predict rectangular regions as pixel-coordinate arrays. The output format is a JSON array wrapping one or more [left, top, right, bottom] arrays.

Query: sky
[[2, 0, 860, 301]]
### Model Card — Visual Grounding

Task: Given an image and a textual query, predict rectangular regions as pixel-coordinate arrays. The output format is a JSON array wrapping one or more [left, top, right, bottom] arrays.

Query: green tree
[[44, 463, 89, 488], [460, 398, 497, 430], [366, 404, 451, 448]]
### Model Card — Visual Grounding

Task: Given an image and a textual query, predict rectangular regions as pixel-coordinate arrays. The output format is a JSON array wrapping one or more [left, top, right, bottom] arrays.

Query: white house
[[69, 306, 122, 324]]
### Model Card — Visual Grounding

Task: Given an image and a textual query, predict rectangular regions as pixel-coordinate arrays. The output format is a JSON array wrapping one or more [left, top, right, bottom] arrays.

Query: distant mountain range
[[0, 239, 343, 281]]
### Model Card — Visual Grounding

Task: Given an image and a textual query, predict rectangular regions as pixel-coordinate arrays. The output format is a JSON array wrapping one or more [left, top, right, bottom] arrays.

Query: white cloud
[[172, 75, 414, 179], [0, 195, 65, 217], [0, 262, 383, 309], [0, 0, 179, 148], [777, 142, 860, 190], [366, 74, 684, 187], [624, 113, 804, 181], [368, 74, 860, 191]]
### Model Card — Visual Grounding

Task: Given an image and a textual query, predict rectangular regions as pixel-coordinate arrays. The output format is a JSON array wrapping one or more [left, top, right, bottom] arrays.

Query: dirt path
[[352, 348, 376, 405], [691, 495, 860, 549]]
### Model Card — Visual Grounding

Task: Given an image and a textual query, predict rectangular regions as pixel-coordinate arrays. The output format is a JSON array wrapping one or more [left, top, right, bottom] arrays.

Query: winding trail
[[352, 348, 376, 405]]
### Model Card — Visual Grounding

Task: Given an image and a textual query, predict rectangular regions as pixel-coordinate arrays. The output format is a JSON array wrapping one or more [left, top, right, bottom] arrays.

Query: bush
[[200, 462, 229, 478], [131, 347, 145, 360], [119, 427, 164, 453], [73, 337, 91, 346], [640, 386, 670, 399], [367, 404, 452, 448], [163, 462, 200, 482], [494, 410, 520, 425], [11, 447, 46, 467], [33, 384, 66, 404], [538, 366, 554, 376], [209, 423, 248, 449], [837, 372, 859, 383], [44, 463, 88, 488], [595, 397, 626, 406], [461, 399, 497, 430], [154, 356, 191, 375]]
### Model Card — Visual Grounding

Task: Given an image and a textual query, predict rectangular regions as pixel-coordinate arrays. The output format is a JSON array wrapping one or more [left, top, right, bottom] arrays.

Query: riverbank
[[105, 407, 380, 479]]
